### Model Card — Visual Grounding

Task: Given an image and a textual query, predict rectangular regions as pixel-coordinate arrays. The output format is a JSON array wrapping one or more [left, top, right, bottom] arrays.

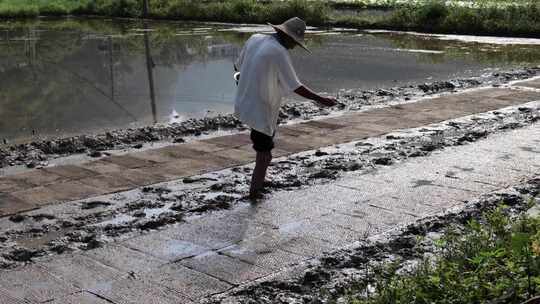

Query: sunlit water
[[1, 18, 540, 143]]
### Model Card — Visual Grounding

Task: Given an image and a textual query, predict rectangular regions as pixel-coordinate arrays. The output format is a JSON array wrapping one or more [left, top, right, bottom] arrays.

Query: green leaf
[[511, 232, 531, 254]]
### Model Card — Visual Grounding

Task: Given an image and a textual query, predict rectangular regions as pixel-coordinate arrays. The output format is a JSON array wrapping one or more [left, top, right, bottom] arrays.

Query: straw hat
[[268, 17, 310, 53]]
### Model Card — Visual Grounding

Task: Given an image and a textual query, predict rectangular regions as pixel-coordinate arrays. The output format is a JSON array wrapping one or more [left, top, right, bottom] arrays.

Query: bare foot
[[248, 191, 264, 203]]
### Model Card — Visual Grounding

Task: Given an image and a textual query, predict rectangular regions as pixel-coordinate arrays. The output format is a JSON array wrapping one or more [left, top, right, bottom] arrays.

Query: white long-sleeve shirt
[[234, 34, 302, 136]]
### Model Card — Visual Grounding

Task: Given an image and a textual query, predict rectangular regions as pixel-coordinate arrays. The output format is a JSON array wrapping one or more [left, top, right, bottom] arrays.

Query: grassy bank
[[333, 0, 540, 37], [349, 206, 540, 304], [0, 0, 329, 25], [0, 0, 539, 37]]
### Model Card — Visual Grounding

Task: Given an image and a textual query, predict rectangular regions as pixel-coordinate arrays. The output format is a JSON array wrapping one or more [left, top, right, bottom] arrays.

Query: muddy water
[[1, 18, 540, 143]]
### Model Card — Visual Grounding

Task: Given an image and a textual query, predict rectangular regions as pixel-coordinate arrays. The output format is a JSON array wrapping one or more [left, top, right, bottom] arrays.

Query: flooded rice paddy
[[1, 18, 540, 143]]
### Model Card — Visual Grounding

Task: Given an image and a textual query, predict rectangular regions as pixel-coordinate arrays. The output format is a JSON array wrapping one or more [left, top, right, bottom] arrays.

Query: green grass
[[0, 0, 539, 37], [148, 0, 329, 25], [348, 205, 540, 304], [0, 0, 330, 25], [333, 0, 540, 37]]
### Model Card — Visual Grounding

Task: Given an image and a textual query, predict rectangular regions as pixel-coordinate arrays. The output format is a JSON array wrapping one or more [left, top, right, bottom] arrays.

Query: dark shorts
[[250, 129, 275, 152]]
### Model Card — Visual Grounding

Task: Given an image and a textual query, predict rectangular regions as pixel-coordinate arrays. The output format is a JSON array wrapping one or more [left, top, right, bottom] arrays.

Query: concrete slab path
[[1, 85, 540, 217]]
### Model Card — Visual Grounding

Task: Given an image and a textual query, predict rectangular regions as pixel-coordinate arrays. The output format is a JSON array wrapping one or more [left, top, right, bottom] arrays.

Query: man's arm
[[294, 85, 337, 107]]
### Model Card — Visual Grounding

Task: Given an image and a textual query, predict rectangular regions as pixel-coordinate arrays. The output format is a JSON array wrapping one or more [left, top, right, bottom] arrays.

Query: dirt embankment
[[1, 67, 538, 169]]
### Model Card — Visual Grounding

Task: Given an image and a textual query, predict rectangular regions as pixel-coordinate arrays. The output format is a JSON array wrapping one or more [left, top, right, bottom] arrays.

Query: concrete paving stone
[[456, 88, 509, 99], [143, 159, 208, 180], [314, 117, 351, 127], [293, 218, 364, 245], [108, 168, 168, 187], [323, 197, 417, 226], [319, 208, 404, 236], [303, 120, 346, 130], [102, 155, 156, 169], [398, 109, 453, 125], [79, 159, 125, 175], [83, 244, 167, 275], [273, 136, 316, 153], [160, 145, 217, 160], [340, 169, 469, 214], [49, 291, 111, 304], [90, 276, 193, 304], [351, 121, 398, 134], [0, 288, 27, 304], [474, 97, 525, 109], [43, 165, 99, 180], [184, 141, 228, 153], [470, 88, 514, 98], [335, 112, 390, 125], [203, 134, 252, 148], [40, 254, 124, 290], [215, 148, 256, 163], [232, 222, 295, 252], [427, 146, 534, 181], [513, 78, 540, 89], [201, 154, 250, 170], [475, 134, 540, 159], [130, 149, 179, 163], [0, 177, 33, 193], [278, 235, 336, 257], [334, 177, 398, 198], [162, 212, 265, 250], [122, 231, 211, 262], [283, 122, 328, 134], [45, 181, 103, 202], [372, 161, 499, 194], [277, 125, 311, 137], [453, 159, 527, 188], [374, 192, 455, 217], [364, 106, 405, 117], [219, 244, 306, 271], [490, 153, 538, 175], [249, 208, 319, 236], [146, 262, 232, 300], [494, 89, 540, 102], [0, 193, 36, 217], [180, 251, 270, 285], [293, 134, 345, 149], [159, 145, 243, 169], [10, 186, 60, 206], [256, 190, 333, 219], [78, 174, 136, 193], [0, 264, 76, 303], [7, 169, 65, 187], [330, 180, 442, 217], [331, 126, 382, 142]]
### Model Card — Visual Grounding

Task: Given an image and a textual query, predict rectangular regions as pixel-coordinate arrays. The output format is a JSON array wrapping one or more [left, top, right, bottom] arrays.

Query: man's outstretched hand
[[294, 85, 338, 108]]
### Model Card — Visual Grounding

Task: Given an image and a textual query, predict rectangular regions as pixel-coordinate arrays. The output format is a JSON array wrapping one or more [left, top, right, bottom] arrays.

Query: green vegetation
[[0, 0, 329, 25], [0, 0, 539, 37], [332, 0, 540, 37], [349, 206, 540, 304], [387, 1, 540, 37]]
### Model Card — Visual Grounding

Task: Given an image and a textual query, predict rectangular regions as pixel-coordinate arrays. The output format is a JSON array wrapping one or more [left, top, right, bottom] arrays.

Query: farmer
[[234, 17, 337, 200]]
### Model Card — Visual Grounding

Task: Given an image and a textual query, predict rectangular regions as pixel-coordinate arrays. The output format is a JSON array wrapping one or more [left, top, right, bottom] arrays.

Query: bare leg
[[250, 151, 272, 200]]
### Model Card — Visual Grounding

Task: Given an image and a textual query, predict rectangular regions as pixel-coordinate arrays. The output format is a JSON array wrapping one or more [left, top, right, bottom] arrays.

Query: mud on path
[[206, 177, 539, 304], [0, 94, 538, 270], [0, 67, 538, 169]]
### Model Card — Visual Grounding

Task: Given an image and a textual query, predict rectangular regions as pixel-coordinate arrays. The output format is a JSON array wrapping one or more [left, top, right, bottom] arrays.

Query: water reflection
[[1, 18, 540, 143]]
